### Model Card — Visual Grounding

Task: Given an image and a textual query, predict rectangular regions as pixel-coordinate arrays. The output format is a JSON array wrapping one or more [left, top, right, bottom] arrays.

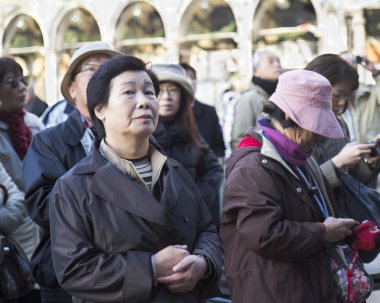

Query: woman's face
[[95, 70, 159, 141], [286, 126, 316, 150], [0, 70, 27, 112], [157, 82, 181, 120], [332, 82, 351, 116]]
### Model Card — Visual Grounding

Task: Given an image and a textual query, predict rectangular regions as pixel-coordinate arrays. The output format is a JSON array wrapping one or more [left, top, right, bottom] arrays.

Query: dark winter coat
[[193, 100, 225, 158], [153, 120, 223, 224], [49, 142, 223, 303], [23, 110, 87, 287], [221, 130, 338, 303]]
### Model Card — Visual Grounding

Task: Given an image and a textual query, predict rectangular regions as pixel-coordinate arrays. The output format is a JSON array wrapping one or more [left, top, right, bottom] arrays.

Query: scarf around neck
[[258, 119, 313, 166], [252, 76, 278, 96], [0, 109, 32, 160]]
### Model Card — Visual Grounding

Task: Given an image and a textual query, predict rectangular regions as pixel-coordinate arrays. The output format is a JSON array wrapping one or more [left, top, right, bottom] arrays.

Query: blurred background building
[[0, 0, 379, 110]]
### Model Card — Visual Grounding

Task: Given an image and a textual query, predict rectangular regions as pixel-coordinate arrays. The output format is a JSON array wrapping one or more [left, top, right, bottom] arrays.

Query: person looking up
[[49, 54, 223, 302], [23, 41, 120, 303]]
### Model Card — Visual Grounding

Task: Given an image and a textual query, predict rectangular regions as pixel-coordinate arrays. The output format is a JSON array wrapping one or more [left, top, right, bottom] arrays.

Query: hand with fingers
[[323, 217, 356, 243], [156, 254, 208, 293], [153, 245, 190, 278], [332, 142, 374, 169]]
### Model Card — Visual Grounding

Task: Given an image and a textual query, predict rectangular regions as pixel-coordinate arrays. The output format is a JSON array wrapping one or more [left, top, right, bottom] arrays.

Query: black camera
[[356, 55, 364, 64], [367, 140, 380, 157]]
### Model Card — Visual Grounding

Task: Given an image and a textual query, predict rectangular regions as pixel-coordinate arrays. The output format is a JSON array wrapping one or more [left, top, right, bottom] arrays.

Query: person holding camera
[[305, 54, 380, 262], [340, 51, 380, 145], [305, 54, 380, 188]]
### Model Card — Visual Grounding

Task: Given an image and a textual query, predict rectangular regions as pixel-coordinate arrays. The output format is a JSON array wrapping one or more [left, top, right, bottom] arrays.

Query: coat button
[[296, 187, 302, 193], [262, 159, 268, 164], [184, 215, 189, 223]]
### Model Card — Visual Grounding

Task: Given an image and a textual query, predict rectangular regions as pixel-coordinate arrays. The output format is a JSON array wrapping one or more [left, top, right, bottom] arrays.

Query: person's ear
[[68, 82, 77, 102], [94, 105, 105, 121]]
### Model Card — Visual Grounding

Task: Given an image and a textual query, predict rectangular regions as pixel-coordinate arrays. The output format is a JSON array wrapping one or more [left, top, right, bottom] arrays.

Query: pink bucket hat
[[269, 70, 344, 139]]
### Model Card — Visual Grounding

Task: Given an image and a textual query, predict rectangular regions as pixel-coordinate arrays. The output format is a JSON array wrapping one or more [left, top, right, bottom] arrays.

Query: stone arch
[[114, 0, 165, 63], [252, 0, 319, 68], [3, 14, 46, 99]]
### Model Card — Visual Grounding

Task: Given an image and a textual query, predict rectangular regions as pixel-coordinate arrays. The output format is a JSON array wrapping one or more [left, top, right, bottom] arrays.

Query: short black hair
[[0, 57, 23, 82], [87, 55, 160, 138]]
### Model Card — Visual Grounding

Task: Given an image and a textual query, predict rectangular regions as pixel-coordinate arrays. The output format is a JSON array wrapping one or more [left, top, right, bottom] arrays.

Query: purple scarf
[[258, 119, 313, 166]]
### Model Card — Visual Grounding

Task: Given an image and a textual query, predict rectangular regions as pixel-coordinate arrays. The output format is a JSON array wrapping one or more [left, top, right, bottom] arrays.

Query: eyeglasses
[[160, 86, 180, 96], [2, 76, 27, 89], [73, 64, 101, 79]]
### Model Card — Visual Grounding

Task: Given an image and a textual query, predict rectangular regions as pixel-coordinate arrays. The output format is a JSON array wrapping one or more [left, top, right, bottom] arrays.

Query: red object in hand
[[351, 220, 380, 251]]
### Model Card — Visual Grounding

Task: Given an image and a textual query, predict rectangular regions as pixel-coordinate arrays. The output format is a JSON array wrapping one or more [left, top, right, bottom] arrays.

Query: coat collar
[[72, 140, 176, 228], [233, 128, 335, 218], [62, 110, 87, 146]]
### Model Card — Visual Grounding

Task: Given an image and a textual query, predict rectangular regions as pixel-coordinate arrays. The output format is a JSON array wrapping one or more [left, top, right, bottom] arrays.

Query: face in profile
[[332, 82, 351, 116], [158, 82, 181, 120], [0, 69, 27, 112], [95, 70, 159, 140], [254, 51, 282, 81]]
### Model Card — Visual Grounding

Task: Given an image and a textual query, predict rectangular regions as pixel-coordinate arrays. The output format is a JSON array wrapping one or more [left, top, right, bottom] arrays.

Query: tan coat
[[349, 76, 380, 143], [230, 83, 269, 149]]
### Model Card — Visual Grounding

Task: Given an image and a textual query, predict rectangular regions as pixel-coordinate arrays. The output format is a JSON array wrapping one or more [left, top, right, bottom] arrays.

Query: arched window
[[179, 0, 238, 107], [180, 0, 237, 56], [56, 8, 101, 91], [253, 0, 318, 68], [115, 1, 165, 63], [3, 14, 45, 99]]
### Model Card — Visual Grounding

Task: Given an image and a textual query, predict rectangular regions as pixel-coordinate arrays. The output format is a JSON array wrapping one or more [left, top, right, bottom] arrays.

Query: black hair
[[0, 57, 23, 82], [87, 55, 160, 138], [262, 101, 297, 129], [179, 63, 197, 79], [305, 54, 359, 91]]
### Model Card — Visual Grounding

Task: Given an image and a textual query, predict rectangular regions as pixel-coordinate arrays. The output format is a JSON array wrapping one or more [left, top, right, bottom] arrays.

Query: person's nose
[[159, 89, 171, 99], [136, 91, 149, 108], [18, 80, 26, 92]]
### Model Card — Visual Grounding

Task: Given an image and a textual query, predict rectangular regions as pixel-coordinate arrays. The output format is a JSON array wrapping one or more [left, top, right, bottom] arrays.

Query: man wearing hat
[[22, 41, 120, 302]]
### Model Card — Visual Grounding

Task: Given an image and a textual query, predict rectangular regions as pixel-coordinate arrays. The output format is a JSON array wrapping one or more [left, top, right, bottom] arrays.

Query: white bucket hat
[[152, 64, 194, 99], [61, 41, 121, 104]]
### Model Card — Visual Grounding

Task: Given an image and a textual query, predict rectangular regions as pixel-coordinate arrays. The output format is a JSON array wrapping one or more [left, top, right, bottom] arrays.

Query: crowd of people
[[0, 40, 380, 303]]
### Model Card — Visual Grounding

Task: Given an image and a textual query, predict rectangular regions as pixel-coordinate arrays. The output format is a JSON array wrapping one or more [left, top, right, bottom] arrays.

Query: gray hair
[[252, 49, 273, 71]]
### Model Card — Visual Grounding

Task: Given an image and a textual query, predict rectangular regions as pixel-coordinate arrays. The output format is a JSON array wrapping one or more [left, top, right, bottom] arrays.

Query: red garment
[[237, 136, 262, 149], [0, 109, 32, 160]]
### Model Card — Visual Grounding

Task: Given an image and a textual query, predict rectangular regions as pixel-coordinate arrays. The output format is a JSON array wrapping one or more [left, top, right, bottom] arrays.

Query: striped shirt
[[131, 157, 153, 190]]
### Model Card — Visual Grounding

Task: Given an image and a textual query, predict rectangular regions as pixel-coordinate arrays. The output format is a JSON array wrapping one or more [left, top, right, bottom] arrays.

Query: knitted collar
[[258, 119, 313, 166], [252, 76, 278, 96]]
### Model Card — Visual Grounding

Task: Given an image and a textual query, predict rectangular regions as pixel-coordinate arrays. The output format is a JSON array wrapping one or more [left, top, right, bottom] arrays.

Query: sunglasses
[[2, 76, 27, 89]]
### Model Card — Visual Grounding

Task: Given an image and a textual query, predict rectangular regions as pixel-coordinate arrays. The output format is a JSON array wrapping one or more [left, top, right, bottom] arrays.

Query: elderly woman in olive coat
[[49, 55, 223, 303]]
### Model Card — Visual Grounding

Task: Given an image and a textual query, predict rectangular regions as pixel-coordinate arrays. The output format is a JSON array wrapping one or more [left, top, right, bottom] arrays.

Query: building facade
[[0, 0, 379, 107]]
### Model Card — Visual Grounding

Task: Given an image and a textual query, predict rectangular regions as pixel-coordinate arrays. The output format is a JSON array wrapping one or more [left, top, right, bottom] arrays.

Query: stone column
[[351, 8, 366, 56], [44, 48, 58, 104]]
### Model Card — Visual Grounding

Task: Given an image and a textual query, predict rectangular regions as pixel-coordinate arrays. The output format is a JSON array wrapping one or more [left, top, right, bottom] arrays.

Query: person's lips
[[161, 104, 173, 110], [135, 114, 153, 119]]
